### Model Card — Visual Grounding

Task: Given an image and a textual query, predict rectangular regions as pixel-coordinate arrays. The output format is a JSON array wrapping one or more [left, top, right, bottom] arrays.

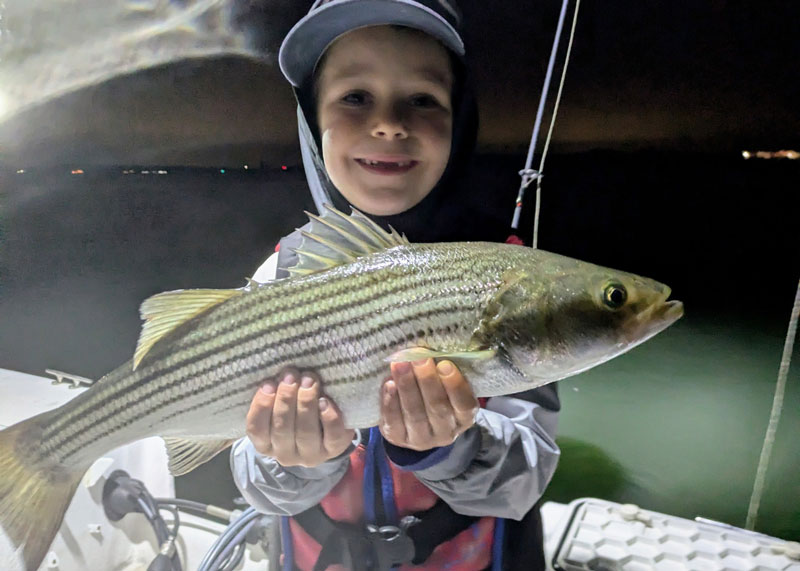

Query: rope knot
[[518, 168, 542, 189]]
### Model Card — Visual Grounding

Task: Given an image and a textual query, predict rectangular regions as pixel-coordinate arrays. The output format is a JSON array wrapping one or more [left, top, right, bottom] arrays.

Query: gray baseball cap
[[279, 0, 465, 87]]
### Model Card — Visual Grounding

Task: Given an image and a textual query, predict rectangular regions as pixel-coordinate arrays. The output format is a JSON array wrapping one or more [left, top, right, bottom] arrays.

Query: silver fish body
[[0, 208, 683, 570]]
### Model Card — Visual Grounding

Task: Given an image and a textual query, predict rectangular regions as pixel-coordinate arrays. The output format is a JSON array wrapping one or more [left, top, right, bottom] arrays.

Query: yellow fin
[[289, 204, 410, 276], [0, 412, 85, 571], [386, 347, 496, 363], [162, 437, 235, 477], [134, 288, 243, 369]]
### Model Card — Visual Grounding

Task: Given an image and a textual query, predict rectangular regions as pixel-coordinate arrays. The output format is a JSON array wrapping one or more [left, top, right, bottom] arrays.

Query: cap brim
[[279, 0, 465, 87]]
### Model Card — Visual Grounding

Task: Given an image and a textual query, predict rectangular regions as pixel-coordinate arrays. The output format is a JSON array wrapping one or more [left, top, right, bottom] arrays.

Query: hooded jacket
[[231, 15, 561, 570]]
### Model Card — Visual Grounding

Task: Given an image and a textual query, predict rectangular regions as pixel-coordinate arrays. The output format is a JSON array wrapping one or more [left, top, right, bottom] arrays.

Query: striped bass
[[0, 205, 683, 570]]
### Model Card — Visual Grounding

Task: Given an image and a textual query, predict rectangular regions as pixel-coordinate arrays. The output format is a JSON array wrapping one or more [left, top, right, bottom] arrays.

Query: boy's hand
[[380, 359, 479, 451], [246, 367, 355, 467]]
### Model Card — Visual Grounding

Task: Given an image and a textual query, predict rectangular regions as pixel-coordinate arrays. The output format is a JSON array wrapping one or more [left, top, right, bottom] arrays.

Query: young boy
[[230, 1, 561, 569]]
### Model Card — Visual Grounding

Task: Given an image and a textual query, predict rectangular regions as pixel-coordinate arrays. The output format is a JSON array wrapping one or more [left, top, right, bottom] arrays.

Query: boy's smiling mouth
[[354, 156, 418, 174]]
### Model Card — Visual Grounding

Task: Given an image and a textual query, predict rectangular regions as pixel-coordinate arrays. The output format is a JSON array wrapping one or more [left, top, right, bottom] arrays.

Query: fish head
[[492, 258, 684, 384]]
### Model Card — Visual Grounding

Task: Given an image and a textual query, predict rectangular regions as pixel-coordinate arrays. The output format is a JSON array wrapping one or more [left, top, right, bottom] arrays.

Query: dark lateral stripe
[[61, 341, 408, 464], [50, 303, 471, 456], [56, 312, 461, 462], [48, 246, 508, 453], [174, 266, 462, 351], [45, 266, 471, 436], [51, 301, 462, 449], [47, 287, 468, 451]]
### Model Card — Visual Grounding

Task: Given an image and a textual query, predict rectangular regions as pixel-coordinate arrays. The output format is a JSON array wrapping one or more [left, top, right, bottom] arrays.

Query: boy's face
[[316, 26, 454, 216]]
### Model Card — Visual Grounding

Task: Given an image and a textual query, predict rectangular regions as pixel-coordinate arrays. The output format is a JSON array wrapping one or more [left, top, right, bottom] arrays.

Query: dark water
[[1, 152, 797, 540]]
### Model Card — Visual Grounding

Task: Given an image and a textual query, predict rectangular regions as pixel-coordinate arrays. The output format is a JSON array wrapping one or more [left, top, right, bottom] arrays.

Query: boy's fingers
[[439, 361, 479, 427], [294, 372, 323, 459], [415, 359, 457, 437], [319, 396, 355, 455], [379, 380, 407, 444], [246, 381, 276, 454], [392, 361, 432, 444], [270, 368, 300, 460]]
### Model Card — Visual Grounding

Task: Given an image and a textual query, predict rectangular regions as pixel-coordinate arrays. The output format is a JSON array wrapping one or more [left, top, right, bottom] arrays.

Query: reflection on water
[[0, 161, 798, 541], [556, 314, 800, 540]]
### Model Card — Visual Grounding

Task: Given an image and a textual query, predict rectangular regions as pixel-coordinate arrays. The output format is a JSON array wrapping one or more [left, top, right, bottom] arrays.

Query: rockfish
[[0, 206, 683, 570]]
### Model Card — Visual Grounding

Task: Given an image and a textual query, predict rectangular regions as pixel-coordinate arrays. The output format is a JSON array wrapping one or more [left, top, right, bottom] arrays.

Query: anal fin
[[162, 437, 235, 477]]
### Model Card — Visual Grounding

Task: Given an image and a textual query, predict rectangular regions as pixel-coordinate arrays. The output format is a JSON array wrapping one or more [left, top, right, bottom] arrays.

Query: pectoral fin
[[162, 437, 235, 476], [474, 269, 529, 338], [386, 347, 496, 363]]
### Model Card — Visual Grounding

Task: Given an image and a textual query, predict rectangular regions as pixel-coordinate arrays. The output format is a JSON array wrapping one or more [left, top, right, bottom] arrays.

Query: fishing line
[[532, 0, 581, 249], [511, 0, 582, 250], [745, 279, 800, 530]]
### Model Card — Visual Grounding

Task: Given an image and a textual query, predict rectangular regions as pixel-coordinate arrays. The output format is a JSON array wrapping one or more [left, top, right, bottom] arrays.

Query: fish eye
[[603, 283, 627, 309]]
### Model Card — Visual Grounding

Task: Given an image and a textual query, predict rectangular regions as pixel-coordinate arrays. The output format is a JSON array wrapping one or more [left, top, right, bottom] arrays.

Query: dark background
[[1, 1, 799, 166], [0, 0, 798, 541]]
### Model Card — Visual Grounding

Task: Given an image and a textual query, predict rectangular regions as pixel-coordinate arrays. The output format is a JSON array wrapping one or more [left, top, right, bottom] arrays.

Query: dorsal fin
[[288, 204, 410, 276], [134, 288, 243, 369]]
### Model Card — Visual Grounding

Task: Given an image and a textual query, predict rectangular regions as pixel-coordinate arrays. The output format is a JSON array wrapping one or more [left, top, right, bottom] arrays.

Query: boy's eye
[[341, 91, 369, 105], [409, 94, 441, 108]]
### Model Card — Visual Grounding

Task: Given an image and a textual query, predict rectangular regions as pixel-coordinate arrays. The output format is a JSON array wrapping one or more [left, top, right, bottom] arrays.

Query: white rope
[[745, 279, 800, 530], [509, 0, 581, 250], [532, 0, 581, 249], [511, 0, 570, 232]]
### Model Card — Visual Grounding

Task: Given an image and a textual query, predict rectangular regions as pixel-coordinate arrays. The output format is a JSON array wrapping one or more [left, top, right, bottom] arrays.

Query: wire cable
[[218, 542, 247, 571], [155, 497, 238, 521], [196, 507, 260, 571], [209, 518, 259, 571]]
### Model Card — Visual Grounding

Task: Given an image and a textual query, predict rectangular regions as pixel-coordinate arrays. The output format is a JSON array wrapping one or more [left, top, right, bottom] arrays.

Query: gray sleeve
[[411, 386, 560, 521], [232, 233, 360, 516], [229, 434, 358, 516]]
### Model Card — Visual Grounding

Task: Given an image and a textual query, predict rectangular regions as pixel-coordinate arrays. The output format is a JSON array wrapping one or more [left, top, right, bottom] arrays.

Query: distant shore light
[[742, 149, 798, 160]]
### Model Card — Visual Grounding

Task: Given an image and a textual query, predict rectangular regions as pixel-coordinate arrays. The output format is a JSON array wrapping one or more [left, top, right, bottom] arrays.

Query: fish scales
[[46, 247, 474, 439], [0, 206, 683, 571], [43, 244, 502, 466]]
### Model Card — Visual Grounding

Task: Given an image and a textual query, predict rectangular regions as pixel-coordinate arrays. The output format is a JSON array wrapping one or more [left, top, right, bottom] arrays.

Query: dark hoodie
[[288, 38, 497, 244]]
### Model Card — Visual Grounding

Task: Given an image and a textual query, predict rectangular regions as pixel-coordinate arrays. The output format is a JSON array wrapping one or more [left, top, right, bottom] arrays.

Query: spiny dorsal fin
[[134, 288, 243, 369], [162, 437, 235, 476], [288, 204, 410, 276]]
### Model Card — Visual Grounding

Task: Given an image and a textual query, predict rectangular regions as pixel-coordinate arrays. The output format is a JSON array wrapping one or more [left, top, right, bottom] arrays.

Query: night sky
[[0, 0, 799, 166]]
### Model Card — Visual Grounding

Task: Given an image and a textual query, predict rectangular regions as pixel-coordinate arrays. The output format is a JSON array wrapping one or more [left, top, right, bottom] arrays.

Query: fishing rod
[[511, 0, 582, 250]]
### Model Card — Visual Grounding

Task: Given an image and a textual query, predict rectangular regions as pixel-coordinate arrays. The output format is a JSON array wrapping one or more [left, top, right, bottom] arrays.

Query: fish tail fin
[[0, 414, 84, 571]]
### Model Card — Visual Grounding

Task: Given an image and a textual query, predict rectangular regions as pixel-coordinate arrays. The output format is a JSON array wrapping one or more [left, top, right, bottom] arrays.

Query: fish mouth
[[656, 286, 684, 324], [624, 289, 684, 345]]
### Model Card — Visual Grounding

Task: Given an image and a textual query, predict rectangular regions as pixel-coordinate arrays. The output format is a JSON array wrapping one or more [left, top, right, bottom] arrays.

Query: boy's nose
[[371, 126, 407, 139], [370, 106, 408, 139]]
